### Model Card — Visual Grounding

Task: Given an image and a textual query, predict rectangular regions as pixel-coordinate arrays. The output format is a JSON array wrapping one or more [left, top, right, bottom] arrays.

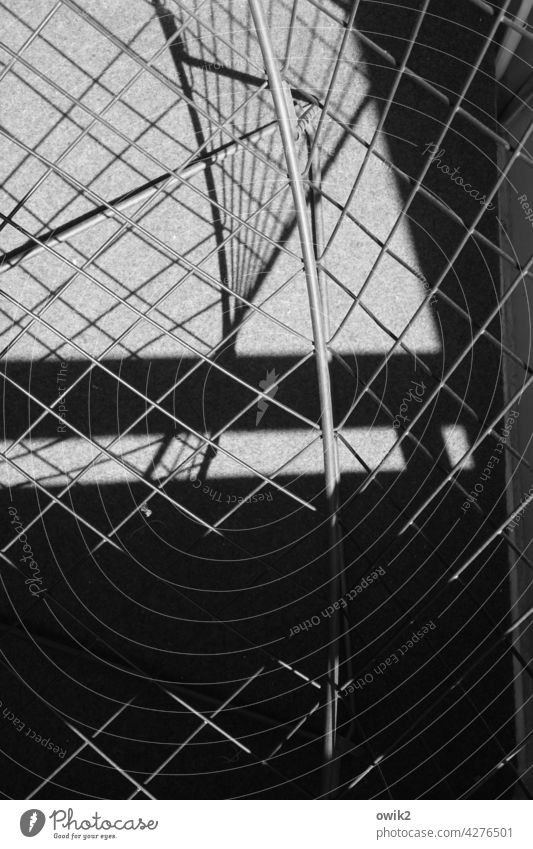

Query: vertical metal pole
[[308, 132, 357, 738], [308, 140, 329, 335], [248, 0, 344, 796]]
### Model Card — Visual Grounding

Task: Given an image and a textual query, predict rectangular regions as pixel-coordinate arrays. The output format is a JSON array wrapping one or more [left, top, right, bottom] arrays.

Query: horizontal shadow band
[[0, 352, 468, 440]]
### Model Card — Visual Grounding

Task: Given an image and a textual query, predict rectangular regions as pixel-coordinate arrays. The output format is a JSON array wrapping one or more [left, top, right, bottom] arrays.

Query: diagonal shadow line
[[153, 0, 232, 346], [157, 0, 370, 337], [0, 6, 176, 241], [153, 0, 245, 484]]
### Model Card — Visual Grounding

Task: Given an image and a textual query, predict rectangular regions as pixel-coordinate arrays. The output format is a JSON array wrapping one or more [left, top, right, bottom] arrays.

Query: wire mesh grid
[[0, 0, 532, 799]]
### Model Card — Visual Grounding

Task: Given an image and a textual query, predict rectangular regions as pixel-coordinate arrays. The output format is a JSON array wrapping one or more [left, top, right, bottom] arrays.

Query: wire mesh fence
[[0, 0, 532, 799]]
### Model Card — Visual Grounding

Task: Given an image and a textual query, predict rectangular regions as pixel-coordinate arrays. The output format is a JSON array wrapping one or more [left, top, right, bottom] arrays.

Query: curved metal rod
[[248, 0, 345, 797]]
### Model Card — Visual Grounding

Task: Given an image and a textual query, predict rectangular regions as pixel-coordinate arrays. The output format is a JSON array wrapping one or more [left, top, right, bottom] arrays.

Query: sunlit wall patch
[[442, 425, 474, 470]]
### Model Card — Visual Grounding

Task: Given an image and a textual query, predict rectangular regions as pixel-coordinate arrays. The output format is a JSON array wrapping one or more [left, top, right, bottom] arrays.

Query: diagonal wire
[[331, 438, 533, 798], [0, 156, 321, 431], [59, 0, 297, 181], [303, 0, 363, 170], [5, 575, 319, 797], [319, 0, 429, 254], [304, 0, 527, 157], [326, 99, 533, 523], [0, 2, 62, 120], [0, 39, 299, 268], [1, 0, 529, 800], [26, 699, 134, 799], [287, 74, 533, 289], [0, 218, 318, 509], [1, 271, 317, 555], [0, 0, 210, 238], [131, 665, 265, 795], [63, 720, 158, 799], [338, 612, 531, 795], [325, 0, 513, 345]]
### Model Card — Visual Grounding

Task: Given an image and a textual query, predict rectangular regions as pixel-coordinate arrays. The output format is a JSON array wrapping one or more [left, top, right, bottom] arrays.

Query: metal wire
[[0, 0, 532, 801]]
